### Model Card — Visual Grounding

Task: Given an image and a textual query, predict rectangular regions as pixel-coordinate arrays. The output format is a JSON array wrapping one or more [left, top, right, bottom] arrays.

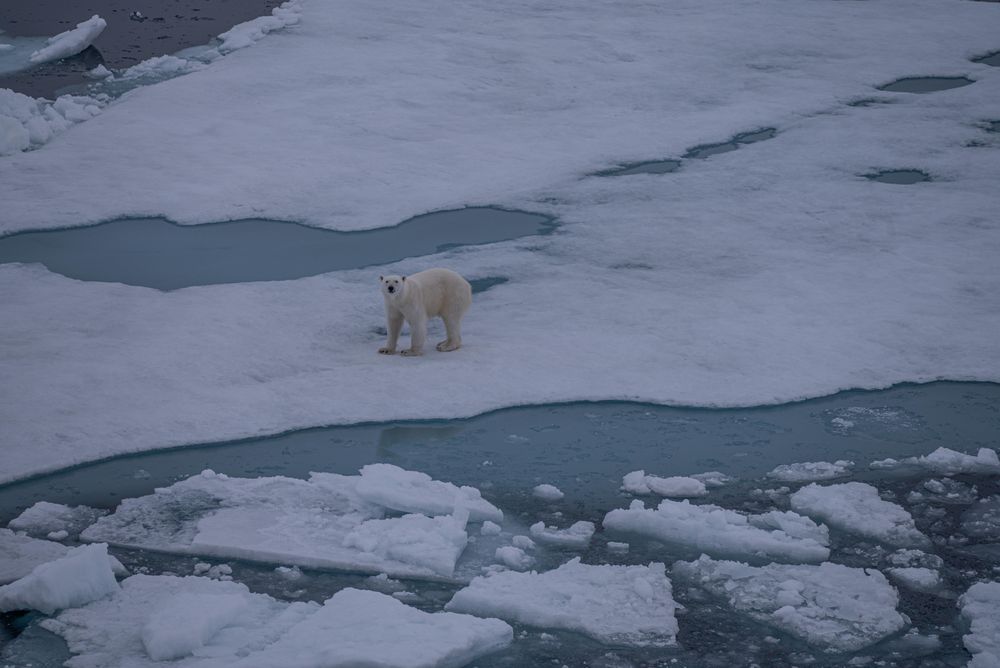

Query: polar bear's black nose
[[387, 286, 395, 293]]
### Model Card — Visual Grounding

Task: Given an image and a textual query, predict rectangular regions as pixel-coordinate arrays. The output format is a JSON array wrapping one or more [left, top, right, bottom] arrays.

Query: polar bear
[[378, 268, 472, 356]]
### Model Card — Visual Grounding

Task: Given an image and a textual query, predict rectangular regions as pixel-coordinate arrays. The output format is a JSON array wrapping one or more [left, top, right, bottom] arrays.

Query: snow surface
[[0, 528, 70, 585], [8, 501, 107, 539], [790, 482, 930, 548], [2, 0, 1000, 482], [0, 543, 119, 614], [42, 574, 512, 668], [959, 581, 1000, 668], [532, 483, 564, 501], [767, 460, 853, 482], [28, 15, 106, 64], [80, 468, 494, 580], [622, 470, 708, 497], [673, 555, 907, 652], [603, 499, 830, 563], [446, 557, 678, 647]]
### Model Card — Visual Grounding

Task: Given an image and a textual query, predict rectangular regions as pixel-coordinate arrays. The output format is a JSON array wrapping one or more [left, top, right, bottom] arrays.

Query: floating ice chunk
[[494, 546, 534, 570], [217, 0, 302, 54], [247, 588, 513, 668], [343, 511, 469, 578], [674, 555, 906, 652], [691, 471, 733, 488], [356, 463, 503, 523], [959, 581, 1000, 668], [529, 521, 595, 549], [607, 541, 629, 553], [480, 521, 502, 536], [119, 54, 206, 81], [767, 460, 853, 482], [621, 470, 707, 497], [886, 567, 940, 592], [511, 535, 536, 550], [910, 478, 978, 505], [0, 543, 119, 614], [919, 447, 1000, 475], [447, 558, 677, 647], [84, 64, 112, 79], [962, 497, 1000, 540], [790, 482, 930, 548], [604, 499, 829, 563], [0, 528, 69, 584], [82, 468, 484, 580], [8, 501, 107, 539], [532, 484, 564, 501], [142, 591, 252, 660], [887, 548, 943, 570], [29, 15, 106, 64]]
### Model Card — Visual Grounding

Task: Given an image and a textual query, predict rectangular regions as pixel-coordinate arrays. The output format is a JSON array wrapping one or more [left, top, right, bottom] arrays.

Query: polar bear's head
[[379, 274, 406, 298]]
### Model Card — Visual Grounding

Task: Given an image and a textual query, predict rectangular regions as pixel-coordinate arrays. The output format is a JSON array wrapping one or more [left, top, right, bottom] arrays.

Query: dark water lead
[[0, 207, 555, 290], [863, 169, 931, 185], [876, 77, 975, 94], [987, 120, 1000, 133], [971, 51, 1000, 67], [594, 158, 682, 177], [683, 127, 777, 160]]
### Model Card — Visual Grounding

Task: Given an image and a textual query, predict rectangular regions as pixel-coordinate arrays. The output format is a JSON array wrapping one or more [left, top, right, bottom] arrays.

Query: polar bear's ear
[[401, 276, 406, 282], [379, 275, 384, 282]]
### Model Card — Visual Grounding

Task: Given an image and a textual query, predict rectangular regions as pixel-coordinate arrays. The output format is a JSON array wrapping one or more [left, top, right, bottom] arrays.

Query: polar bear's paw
[[378, 347, 396, 355], [436, 339, 461, 352], [400, 348, 424, 357]]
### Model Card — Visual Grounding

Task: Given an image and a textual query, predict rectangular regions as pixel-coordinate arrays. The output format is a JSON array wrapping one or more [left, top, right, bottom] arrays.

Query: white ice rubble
[[789, 482, 930, 548], [447, 557, 678, 647], [0, 89, 104, 155], [622, 470, 708, 497], [8, 501, 107, 539], [532, 483, 564, 501], [2, 0, 1000, 484], [80, 467, 499, 580], [529, 521, 595, 549], [871, 447, 1000, 475], [42, 575, 512, 668], [673, 555, 907, 652], [959, 581, 1000, 668], [767, 460, 853, 482], [0, 543, 119, 614], [0, 528, 72, 585], [603, 499, 830, 563], [28, 15, 106, 64]]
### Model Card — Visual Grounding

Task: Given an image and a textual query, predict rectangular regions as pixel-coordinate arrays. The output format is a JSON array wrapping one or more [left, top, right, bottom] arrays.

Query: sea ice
[[674, 555, 907, 652], [0, 89, 104, 155], [28, 15, 106, 64], [8, 501, 107, 539], [494, 546, 533, 571], [356, 463, 503, 523], [870, 447, 1000, 475], [532, 484, 564, 501], [0, 528, 70, 584], [42, 574, 512, 668], [790, 482, 930, 548], [909, 478, 979, 505], [959, 581, 1000, 668], [603, 499, 830, 563], [81, 468, 494, 579], [767, 460, 853, 482], [447, 557, 678, 647], [961, 497, 1000, 540], [529, 521, 595, 549], [0, 543, 119, 614], [622, 470, 707, 497], [886, 567, 941, 592]]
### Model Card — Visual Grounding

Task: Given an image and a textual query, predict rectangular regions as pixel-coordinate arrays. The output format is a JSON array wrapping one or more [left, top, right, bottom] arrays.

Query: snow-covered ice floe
[[673, 555, 907, 652], [959, 581, 1000, 668], [529, 521, 595, 549], [446, 557, 677, 647], [0, 89, 104, 155], [8, 501, 107, 540], [80, 467, 498, 580], [42, 575, 512, 668], [789, 482, 930, 548], [0, 543, 119, 614], [603, 499, 830, 563], [622, 470, 708, 498], [0, 528, 72, 585], [886, 567, 941, 593], [28, 15, 106, 65], [871, 447, 1000, 475], [767, 460, 853, 482]]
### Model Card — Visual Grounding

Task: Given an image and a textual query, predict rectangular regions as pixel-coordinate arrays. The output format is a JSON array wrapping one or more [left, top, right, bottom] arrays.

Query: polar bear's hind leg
[[436, 314, 462, 352]]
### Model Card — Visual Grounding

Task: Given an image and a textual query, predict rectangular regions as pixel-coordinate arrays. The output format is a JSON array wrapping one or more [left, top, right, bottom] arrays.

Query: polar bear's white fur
[[378, 268, 472, 356]]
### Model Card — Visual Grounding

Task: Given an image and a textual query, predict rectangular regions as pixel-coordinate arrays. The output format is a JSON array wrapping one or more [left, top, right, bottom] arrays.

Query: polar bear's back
[[409, 268, 471, 317]]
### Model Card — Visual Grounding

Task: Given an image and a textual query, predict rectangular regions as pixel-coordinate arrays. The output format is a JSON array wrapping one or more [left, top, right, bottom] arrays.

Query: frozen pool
[[1, 382, 998, 667], [864, 169, 932, 185], [0, 207, 555, 290]]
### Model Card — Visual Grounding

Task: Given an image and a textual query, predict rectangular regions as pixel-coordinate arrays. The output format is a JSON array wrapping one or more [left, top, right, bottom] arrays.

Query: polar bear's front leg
[[379, 310, 404, 354], [400, 314, 426, 356]]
